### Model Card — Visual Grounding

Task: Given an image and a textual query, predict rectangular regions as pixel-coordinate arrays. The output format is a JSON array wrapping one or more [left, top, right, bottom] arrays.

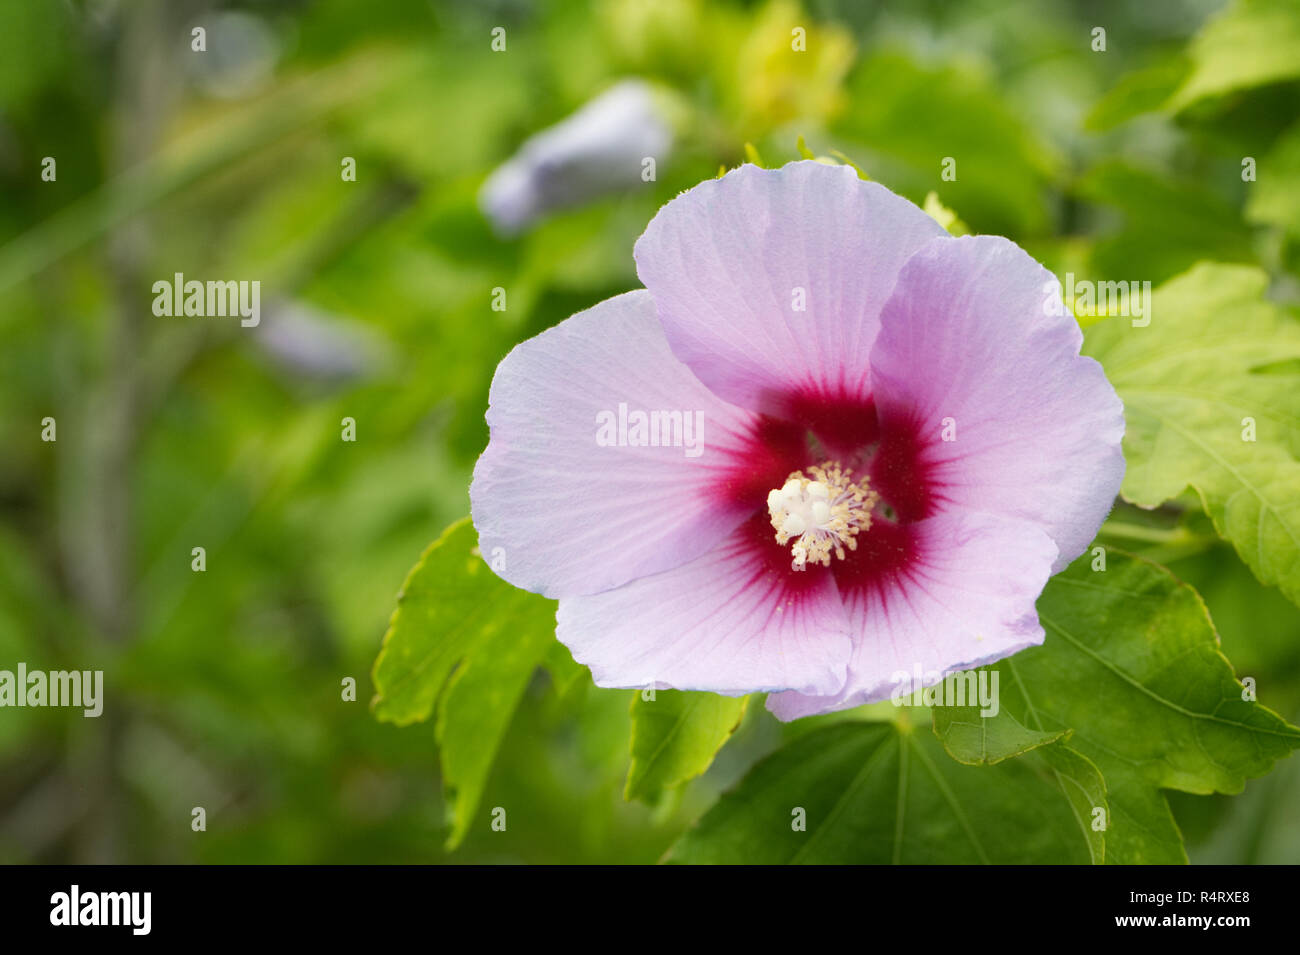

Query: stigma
[[766, 462, 878, 569]]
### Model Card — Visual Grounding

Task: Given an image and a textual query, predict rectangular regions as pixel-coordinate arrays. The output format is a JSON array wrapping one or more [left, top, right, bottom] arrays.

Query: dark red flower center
[[719, 388, 942, 605]]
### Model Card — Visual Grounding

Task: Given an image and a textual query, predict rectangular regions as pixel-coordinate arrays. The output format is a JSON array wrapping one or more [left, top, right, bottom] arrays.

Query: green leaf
[[832, 51, 1059, 234], [932, 694, 1066, 765], [921, 191, 969, 236], [1168, 0, 1300, 112], [435, 611, 555, 849], [1083, 263, 1300, 605], [931, 685, 1109, 863], [371, 517, 557, 848], [668, 721, 1096, 864], [1075, 162, 1254, 283], [543, 639, 590, 702], [1245, 118, 1300, 236], [1035, 744, 1110, 866], [1085, 56, 1191, 131], [625, 690, 748, 803], [937, 550, 1300, 864]]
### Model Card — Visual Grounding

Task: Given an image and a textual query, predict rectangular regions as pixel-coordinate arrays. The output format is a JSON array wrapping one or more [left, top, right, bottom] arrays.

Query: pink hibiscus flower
[[470, 160, 1124, 719]]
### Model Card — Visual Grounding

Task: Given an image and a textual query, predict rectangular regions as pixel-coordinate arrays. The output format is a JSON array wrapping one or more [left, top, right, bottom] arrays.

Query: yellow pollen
[[766, 462, 878, 569]]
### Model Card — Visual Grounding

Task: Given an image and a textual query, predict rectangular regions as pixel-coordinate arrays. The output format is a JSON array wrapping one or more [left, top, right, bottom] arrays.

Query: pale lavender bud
[[479, 80, 674, 236]]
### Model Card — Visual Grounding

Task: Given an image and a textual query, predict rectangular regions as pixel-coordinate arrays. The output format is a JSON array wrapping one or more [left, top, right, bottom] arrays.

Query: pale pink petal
[[868, 234, 1125, 571], [470, 290, 764, 599], [557, 514, 852, 696], [633, 161, 946, 417], [767, 511, 1057, 720]]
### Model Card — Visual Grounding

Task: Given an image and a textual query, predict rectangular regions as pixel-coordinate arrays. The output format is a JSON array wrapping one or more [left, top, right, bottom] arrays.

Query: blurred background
[[1, 0, 1298, 863]]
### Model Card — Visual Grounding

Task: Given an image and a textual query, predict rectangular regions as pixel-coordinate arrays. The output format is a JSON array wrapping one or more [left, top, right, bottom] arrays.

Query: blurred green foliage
[[1, 0, 1298, 863]]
